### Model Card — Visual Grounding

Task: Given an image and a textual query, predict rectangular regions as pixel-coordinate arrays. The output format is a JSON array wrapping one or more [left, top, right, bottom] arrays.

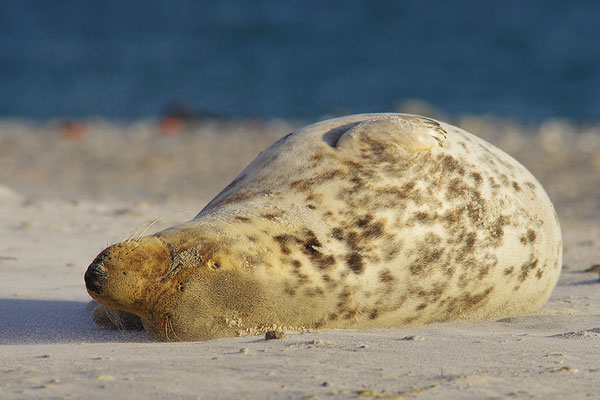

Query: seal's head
[[84, 237, 172, 319], [84, 234, 267, 341]]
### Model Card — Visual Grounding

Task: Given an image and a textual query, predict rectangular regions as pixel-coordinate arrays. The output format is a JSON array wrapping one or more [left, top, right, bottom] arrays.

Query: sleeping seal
[[85, 114, 562, 341]]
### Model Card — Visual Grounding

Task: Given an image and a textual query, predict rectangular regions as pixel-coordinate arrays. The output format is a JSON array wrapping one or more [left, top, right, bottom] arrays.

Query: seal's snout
[[85, 260, 107, 295]]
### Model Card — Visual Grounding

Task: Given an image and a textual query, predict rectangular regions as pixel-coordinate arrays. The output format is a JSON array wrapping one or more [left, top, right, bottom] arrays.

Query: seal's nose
[[85, 261, 107, 294]]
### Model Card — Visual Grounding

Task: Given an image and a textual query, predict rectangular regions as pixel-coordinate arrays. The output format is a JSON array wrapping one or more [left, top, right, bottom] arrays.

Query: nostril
[[85, 261, 107, 294], [89, 262, 106, 276]]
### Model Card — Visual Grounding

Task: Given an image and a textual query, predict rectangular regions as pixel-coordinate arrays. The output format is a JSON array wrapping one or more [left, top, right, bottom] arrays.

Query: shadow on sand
[[0, 298, 149, 345]]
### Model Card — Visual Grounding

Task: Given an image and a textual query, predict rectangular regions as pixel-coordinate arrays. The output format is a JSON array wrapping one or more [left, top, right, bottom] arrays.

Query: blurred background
[[1, 0, 599, 122]]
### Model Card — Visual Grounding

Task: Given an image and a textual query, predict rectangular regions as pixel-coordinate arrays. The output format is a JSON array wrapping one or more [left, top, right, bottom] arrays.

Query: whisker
[[126, 220, 153, 243], [137, 216, 165, 239], [167, 315, 181, 342], [164, 316, 171, 342], [116, 208, 195, 245], [104, 307, 126, 332]]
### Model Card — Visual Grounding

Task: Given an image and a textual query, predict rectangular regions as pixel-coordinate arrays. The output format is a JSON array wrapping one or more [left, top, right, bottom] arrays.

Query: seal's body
[[85, 114, 562, 341]]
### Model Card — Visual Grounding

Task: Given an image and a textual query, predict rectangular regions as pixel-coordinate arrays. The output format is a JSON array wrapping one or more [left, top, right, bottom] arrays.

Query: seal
[[84, 113, 562, 341]]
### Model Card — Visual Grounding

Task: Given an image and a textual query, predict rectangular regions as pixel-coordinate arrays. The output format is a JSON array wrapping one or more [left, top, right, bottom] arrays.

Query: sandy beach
[[1, 116, 599, 399]]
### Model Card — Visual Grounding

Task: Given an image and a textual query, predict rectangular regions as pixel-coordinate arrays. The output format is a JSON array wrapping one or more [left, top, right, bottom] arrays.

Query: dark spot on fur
[[346, 252, 364, 274], [465, 191, 485, 223], [500, 174, 510, 187], [536, 270, 544, 279], [512, 181, 521, 191], [356, 214, 373, 228], [284, 283, 296, 296], [379, 270, 395, 283], [309, 151, 325, 162], [400, 182, 416, 197], [446, 287, 494, 315], [488, 176, 501, 190], [457, 272, 469, 288], [276, 231, 335, 270], [291, 169, 345, 192], [331, 228, 344, 241], [337, 289, 351, 307], [478, 265, 491, 279], [316, 255, 336, 270], [490, 215, 508, 242], [504, 266, 515, 275], [304, 287, 325, 297], [294, 271, 311, 285], [470, 172, 483, 185], [274, 235, 294, 255], [301, 231, 336, 270], [364, 221, 384, 238], [409, 234, 445, 275], [342, 309, 357, 320], [525, 182, 536, 190], [468, 287, 493, 306], [455, 231, 477, 262], [234, 216, 251, 223], [261, 213, 280, 220], [465, 232, 476, 250], [446, 178, 466, 199], [519, 259, 539, 282], [355, 214, 385, 238], [443, 208, 463, 225], [346, 230, 360, 249], [216, 191, 252, 207], [424, 249, 443, 265], [306, 230, 321, 246], [440, 154, 465, 174], [343, 159, 366, 172], [322, 274, 338, 288], [520, 229, 537, 245], [414, 212, 432, 223], [350, 176, 363, 185]]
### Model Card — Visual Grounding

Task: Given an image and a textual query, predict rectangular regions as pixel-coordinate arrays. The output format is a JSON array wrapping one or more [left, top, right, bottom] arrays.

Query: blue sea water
[[1, 0, 599, 121]]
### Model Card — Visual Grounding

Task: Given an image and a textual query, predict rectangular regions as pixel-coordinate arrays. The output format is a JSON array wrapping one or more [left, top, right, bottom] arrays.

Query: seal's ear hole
[[208, 260, 221, 270], [122, 271, 128, 276], [177, 283, 185, 292]]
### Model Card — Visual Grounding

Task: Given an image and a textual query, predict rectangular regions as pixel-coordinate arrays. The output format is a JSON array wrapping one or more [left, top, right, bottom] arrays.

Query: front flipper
[[90, 302, 144, 331], [336, 115, 447, 155]]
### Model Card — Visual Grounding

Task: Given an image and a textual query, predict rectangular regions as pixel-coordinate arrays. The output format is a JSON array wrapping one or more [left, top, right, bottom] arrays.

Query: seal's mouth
[[85, 261, 107, 295]]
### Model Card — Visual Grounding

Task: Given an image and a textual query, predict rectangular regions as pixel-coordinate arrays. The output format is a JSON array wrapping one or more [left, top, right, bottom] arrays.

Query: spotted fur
[[86, 114, 562, 341]]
